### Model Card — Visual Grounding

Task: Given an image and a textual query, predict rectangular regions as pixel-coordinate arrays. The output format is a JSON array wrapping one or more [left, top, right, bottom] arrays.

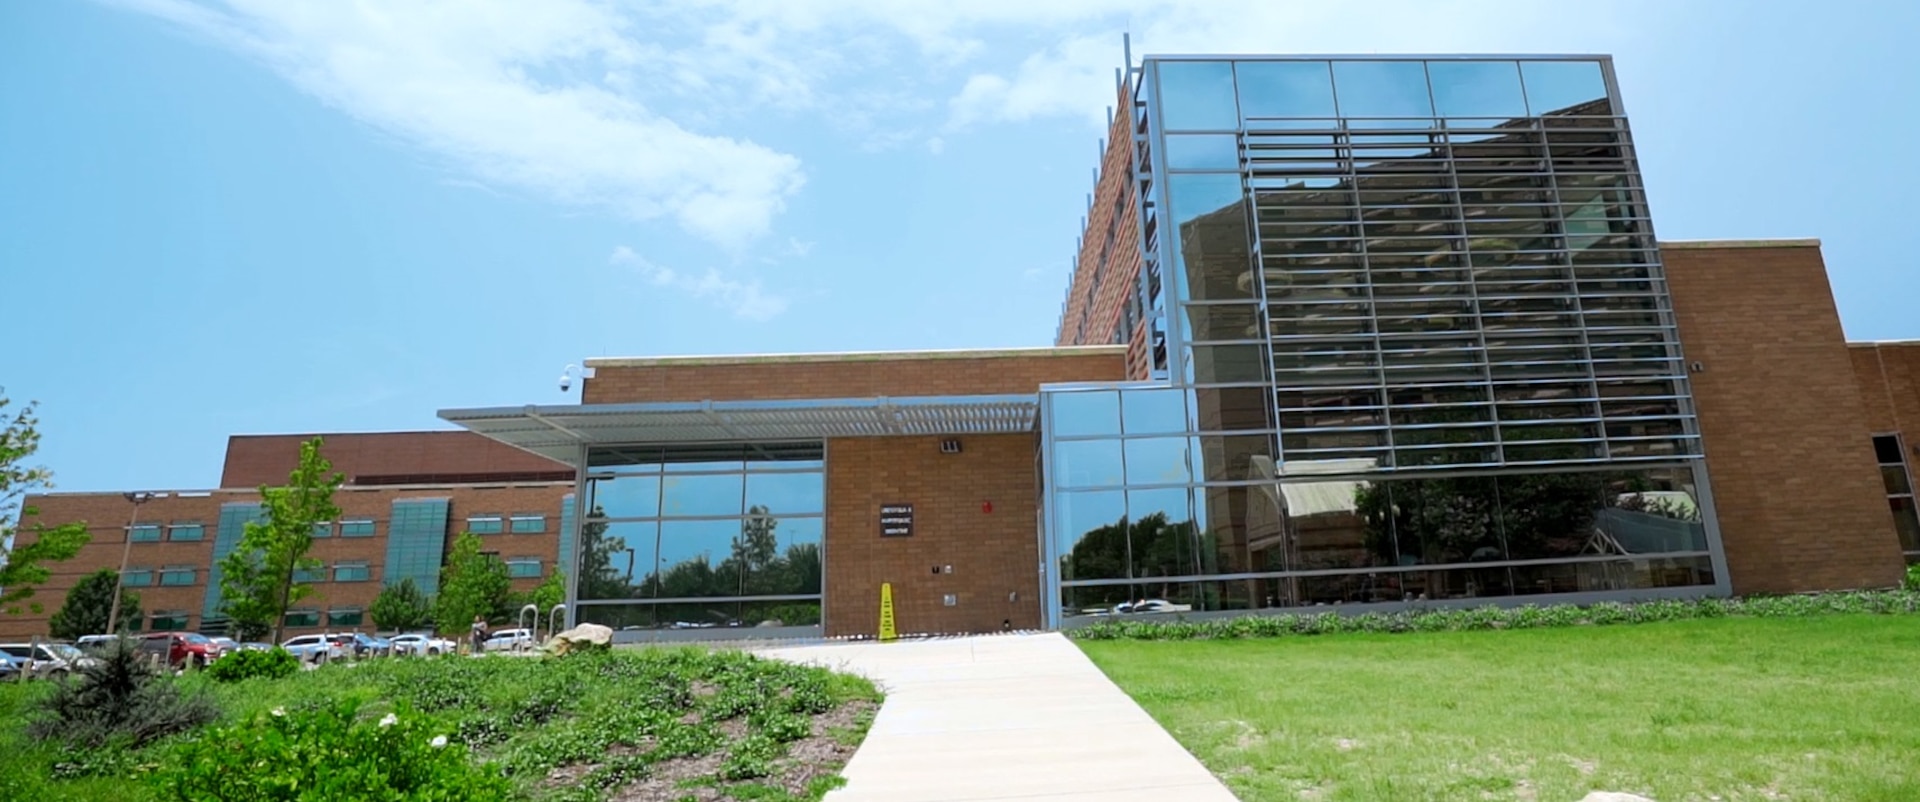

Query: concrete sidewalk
[[760, 633, 1239, 802]]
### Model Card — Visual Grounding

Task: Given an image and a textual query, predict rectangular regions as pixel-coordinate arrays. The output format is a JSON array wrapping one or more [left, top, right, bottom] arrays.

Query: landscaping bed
[[0, 645, 880, 801]]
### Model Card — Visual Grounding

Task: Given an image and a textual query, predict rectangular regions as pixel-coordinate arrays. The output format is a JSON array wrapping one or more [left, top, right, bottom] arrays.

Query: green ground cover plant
[[0, 648, 880, 802], [1082, 615, 1920, 801]]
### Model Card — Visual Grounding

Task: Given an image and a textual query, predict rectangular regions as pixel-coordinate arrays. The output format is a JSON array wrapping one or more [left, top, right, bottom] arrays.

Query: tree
[[49, 568, 139, 639], [434, 532, 512, 634], [575, 509, 631, 601], [368, 577, 431, 633], [0, 392, 91, 616], [515, 570, 566, 613], [217, 438, 342, 643]]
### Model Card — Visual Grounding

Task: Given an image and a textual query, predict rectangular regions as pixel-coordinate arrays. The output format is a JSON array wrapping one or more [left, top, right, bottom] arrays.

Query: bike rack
[[546, 604, 567, 642], [518, 604, 540, 652]]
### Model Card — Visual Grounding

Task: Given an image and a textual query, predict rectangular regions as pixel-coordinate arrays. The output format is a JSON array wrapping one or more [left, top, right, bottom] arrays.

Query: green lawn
[[1081, 615, 1920, 802]]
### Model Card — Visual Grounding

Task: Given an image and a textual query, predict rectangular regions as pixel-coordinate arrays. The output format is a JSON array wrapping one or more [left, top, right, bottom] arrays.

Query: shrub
[[1068, 590, 1920, 642], [203, 647, 300, 683], [153, 699, 512, 802], [26, 638, 218, 748], [1906, 563, 1920, 592]]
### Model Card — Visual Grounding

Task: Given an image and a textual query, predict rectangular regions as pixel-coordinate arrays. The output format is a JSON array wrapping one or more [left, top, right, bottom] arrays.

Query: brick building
[[5, 52, 1916, 644]]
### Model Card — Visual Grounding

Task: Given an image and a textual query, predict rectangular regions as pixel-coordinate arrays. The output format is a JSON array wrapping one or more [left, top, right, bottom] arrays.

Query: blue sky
[[4, 0, 1917, 493]]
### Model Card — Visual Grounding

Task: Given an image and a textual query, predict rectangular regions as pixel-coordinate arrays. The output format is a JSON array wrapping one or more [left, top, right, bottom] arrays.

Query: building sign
[[879, 503, 914, 537]]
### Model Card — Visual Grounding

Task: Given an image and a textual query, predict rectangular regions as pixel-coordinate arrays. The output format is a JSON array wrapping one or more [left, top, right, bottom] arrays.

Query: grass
[[1080, 615, 1920, 802], [0, 648, 881, 801]]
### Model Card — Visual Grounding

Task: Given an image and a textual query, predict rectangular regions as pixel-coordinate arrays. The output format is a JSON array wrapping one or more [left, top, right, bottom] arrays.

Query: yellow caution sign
[[878, 582, 897, 643]]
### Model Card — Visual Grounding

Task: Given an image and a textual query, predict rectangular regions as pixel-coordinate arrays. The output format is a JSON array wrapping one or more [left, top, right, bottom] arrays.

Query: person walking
[[469, 615, 487, 655]]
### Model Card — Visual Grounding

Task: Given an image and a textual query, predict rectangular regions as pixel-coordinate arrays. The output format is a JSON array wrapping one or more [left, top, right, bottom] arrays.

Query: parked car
[[482, 628, 535, 652], [0, 651, 21, 680], [1112, 599, 1193, 615], [324, 632, 393, 658], [76, 634, 125, 653], [389, 633, 456, 656], [280, 634, 347, 662], [209, 637, 241, 653], [235, 642, 274, 652], [137, 632, 224, 669], [0, 641, 97, 678]]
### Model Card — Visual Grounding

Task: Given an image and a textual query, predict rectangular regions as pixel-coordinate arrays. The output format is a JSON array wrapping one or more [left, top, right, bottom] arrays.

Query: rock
[[1580, 793, 1657, 802], [549, 623, 614, 655]]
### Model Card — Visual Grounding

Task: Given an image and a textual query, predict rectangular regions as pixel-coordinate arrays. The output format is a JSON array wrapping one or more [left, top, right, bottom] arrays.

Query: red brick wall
[[1664, 241, 1906, 593], [822, 435, 1042, 637], [1059, 82, 1144, 349], [583, 349, 1126, 405], [3, 483, 573, 640], [221, 432, 567, 488], [1851, 342, 1920, 438]]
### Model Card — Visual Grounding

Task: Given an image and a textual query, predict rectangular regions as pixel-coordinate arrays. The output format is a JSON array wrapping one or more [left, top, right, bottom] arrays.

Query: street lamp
[[107, 491, 164, 635]]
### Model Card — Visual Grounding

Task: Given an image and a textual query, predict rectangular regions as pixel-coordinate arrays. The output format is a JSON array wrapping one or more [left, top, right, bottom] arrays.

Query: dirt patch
[[762, 699, 877, 797], [606, 752, 727, 802], [552, 698, 880, 801]]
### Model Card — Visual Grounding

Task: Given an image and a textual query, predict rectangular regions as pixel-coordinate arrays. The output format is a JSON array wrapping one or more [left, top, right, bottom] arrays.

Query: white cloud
[[609, 246, 787, 321]]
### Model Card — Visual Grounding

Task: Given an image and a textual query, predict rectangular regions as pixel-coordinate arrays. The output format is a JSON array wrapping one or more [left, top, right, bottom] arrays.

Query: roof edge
[[1849, 339, 1920, 348], [1658, 238, 1822, 250], [584, 345, 1127, 369]]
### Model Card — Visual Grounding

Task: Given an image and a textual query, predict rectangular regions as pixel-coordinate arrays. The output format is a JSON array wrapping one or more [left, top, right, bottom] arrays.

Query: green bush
[[203, 647, 300, 683], [1068, 590, 1920, 642], [153, 699, 512, 802], [26, 638, 218, 749], [1905, 563, 1920, 592]]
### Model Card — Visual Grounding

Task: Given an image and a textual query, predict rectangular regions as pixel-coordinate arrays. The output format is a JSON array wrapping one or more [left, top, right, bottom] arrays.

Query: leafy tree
[[49, 568, 139, 639], [368, 577, 432, 633], [575, 509, 631, 601], [217, 437, 343, 643], [0, 391, 91, 616], [515, 570, 566, 613], [434, 532, 512, 634]]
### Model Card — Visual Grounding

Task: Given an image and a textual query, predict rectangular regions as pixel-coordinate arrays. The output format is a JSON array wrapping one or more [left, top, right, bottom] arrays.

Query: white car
[[482, 628, 535, 652], [280, 634, 347, 662], [389, 633, 456, 656], [1113, 599, 1193, 615]]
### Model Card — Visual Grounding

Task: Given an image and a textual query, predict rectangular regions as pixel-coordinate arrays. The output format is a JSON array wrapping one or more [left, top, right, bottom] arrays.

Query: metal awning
[[438, 395, 1040, 464]]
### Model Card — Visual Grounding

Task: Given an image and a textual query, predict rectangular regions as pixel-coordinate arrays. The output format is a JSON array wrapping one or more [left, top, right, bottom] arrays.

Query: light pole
[[107, 491, 162, 635]]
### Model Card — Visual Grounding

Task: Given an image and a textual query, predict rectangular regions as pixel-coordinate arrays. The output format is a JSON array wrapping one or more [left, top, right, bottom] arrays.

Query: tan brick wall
[[583, 349, 1126, 405], [1664, 241, 1905, 593], [822, 435, 1042, 638], [1851, 342, 1920, 439], [3, 483, 573, 641], [222, 431, 567, 488]]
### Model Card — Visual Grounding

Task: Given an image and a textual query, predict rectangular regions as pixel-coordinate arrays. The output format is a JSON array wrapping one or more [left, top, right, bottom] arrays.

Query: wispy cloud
[[609, 246, 787, 321]]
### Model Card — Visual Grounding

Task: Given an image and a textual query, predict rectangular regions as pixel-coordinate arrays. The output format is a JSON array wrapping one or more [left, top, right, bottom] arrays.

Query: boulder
[[549, 623, 614, 655]]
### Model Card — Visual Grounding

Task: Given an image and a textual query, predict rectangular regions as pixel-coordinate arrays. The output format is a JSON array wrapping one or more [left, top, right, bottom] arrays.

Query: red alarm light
[[982, 501, 993, 514]]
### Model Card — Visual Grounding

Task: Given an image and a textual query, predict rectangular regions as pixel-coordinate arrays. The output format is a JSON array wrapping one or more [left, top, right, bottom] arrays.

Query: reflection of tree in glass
[[576, 506, 631, 601], [1062, 512, 1214, 607], [634, 506, 821, 603]]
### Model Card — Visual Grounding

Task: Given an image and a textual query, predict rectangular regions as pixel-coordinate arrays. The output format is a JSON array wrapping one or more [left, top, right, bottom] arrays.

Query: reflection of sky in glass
[[1121, 388, 1189, 434], [1124, 437, 1192, 484], [1128, 486, 1191, 522], [659, 518, 738, 572], [1519, 60, 1610, 115], [1164, 134, 1238, 170], [1048, 390, 1120, 438], [1156, 60, 1238, 130], [1167, 173, 1243, 225], [1426, 61, 1527, 119], [591, 475, 659, 518], [1233, 60, 1336, 120], [1055, 439, 1124, 488], [1332, 61, 1433, 118], [743, 471, 825, 515], [661, 473, 743, 517]]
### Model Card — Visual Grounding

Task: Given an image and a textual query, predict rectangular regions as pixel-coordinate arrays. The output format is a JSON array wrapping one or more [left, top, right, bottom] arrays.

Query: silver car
[[0, 642, 97, 679]]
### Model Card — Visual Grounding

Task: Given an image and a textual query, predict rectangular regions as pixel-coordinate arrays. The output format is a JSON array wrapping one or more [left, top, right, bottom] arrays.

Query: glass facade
[[576, 443, 824, 635], [201, 502, 264, 623], [130, 524, 162, 543], [1041, 55, 1726, 625], [167, 522, 205, 542], [384, 499, 449, 594], [1875, 435, 1920, 560]]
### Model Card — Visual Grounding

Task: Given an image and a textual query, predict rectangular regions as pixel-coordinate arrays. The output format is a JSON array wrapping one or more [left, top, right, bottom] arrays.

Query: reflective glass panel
[[1129, 486, 1202, 581], [1194, 386, 1277, 431], [653, 519, 742, 598], [1168, 173, 1246, 226], [1426, 60, 1528, 119], [1054, 439, 1124, 488], [1156, 60, 1239, 130], [1234, 60, 1337, 120], [1195, 433, 1279, 483], [1184, 304, 1262, 342], [1121, 388, 1190, 435], [1198, 484, 1287, 574], [748, 516, 823, 596], [1165, 134, 1239, 169], [660, 473, 744, 517], [1048, 390, 1121, 438], [590, 475, 660, 519], [1379, 475, 1505, 564], [1520, 60, 1611, 116], [1055, 490, 1128, 582], [580, 521, 660, 600], [1893, 498, 1920, 553], [743, 471, 825, 515], [1188, 344, 1269, 384], [1124, 437, 1192, 484], [1332, 60, 1434, 119]]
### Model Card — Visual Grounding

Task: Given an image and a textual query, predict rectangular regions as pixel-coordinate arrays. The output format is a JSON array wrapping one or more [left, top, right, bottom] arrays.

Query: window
[[312, 521, 333, 538], [167, 522, 205, 542], [467, 514, 504, 535], [328, 608, 364, 627], [333, 562, 371, 582], [1874, 435, 1920, 556], [340, 519, 376, 537], [121, 567, 154, 587], [283, 609, 321, 628], [506, 558, 542, 579], [149, 611, 191, 632], [509, 514, 546, 534], [159, 566, 197, 586], [292, 566, 326, 583], [130, 524, 162, 543]]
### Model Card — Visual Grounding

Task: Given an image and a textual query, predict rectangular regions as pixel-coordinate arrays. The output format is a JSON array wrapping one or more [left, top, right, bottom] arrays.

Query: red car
[[137, 632, 224, 669]]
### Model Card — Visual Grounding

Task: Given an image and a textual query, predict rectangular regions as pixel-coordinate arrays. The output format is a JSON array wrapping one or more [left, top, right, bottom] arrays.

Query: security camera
[[558, 374, 572, 392]]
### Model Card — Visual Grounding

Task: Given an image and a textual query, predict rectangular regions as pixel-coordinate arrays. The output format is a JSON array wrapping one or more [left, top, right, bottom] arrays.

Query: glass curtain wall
[[575, 442, 825, 635]]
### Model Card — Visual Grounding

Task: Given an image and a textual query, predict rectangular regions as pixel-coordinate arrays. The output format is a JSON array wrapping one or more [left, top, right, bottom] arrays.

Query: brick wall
[[222, 431, 567, 488], [3, 483, 573, 640], [822, 435, 1042, 638], [583, 348, 1126, 405], [1664, 241, 1906, 593], [1851, 341, 1920, 438], [1058, 80, 1143, 349]]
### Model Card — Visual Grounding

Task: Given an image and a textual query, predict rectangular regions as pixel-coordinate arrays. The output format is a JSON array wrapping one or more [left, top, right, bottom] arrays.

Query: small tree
[[218, 438, 342, 644], [515, 570, 566, 613], [0, 392, 91, 616], [49, 568, 139, 639], [434, 532, 511, 635], [369, 577, 432, 633]]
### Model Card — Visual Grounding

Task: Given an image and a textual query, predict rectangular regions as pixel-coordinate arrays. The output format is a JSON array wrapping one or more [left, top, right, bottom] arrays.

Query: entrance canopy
[[439, 395, 1041, 464]]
